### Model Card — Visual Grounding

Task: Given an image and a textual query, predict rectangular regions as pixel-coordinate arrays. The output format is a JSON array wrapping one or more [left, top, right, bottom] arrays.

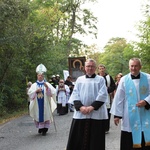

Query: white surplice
[[68, 75, 108, 120]]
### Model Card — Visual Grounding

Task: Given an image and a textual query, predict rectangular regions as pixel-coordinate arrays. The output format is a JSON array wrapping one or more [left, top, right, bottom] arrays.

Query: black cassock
[[66, 119, 105, 150]]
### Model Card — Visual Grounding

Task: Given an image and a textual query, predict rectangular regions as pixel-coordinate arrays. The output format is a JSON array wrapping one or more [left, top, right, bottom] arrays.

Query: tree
[[136, 2, 150, 73], [0, 0, 99, 115], [26, 0, 98, 68], [96, 38, 137, 78], [0, 0, 30, 114]]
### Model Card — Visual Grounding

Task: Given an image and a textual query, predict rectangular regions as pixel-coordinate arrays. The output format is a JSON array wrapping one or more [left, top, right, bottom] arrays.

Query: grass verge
[[0, 108, 28, 125]]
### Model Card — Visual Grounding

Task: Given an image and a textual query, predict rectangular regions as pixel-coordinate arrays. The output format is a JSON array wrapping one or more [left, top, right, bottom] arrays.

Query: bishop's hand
[[44, 82, 48, 89]]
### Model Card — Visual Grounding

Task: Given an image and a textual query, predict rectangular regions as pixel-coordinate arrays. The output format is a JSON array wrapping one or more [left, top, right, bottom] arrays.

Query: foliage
[[0, 0, 150, 118], [95, 38, 139, 78], [135, 2, 150, 73], [0, 0, 30, 115], [0, 0, 98, 116]]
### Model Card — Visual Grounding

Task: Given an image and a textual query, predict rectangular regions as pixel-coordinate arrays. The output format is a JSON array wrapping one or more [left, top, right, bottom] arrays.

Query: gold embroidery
[[37, 92, 44, 99], [145, 142, 150, 146], [134, 121, 139, 130], [129, 89, 133, 96], [140, 85, 147, 95], [131, 105, 136, 112], [145, 119, 149, 128], [133, 144, 141, 148]]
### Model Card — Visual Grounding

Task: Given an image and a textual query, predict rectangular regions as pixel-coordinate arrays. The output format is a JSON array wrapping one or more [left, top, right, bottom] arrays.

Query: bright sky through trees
[[81, 0, 147, 50]]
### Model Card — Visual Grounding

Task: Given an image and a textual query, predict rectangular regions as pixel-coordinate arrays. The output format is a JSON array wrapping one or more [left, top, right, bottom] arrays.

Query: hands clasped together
[[80, 106, 94, 115], [36, 82, 49, 93]]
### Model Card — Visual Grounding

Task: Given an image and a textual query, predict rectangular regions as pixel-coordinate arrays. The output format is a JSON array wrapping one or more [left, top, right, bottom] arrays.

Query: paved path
[[0, 110, 121, 150], [105, 116, 120, 150]]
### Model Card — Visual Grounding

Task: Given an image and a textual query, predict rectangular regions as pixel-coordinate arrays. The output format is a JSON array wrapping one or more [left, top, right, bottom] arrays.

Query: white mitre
[[36, 64, 47, 74]]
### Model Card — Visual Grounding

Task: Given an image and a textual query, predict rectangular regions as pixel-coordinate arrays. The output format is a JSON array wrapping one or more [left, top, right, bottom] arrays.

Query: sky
[[80, 0, 148, 50]]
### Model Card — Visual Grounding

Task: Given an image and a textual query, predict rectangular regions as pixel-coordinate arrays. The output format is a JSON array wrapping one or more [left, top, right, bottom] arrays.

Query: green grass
[[0, 108, 28, 125]]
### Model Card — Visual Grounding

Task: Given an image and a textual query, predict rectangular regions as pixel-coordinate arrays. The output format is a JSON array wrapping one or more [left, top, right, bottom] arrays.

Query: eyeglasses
[[85, 66, 95, 68], [117, 76, 121, 78]]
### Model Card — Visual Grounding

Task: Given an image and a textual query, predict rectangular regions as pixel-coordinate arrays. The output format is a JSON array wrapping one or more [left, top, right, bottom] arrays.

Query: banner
[[63, 70, 69, 81]]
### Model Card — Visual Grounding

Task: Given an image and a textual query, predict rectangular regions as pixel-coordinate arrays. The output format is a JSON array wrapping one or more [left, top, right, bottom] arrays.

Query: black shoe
[[42, 132, 46, 136], [41, 128, 48, 136], [44, 128, 48, 133], [59, 113, 66, 115], [38, 129, 42, 134], [70, 109, 74, 112]]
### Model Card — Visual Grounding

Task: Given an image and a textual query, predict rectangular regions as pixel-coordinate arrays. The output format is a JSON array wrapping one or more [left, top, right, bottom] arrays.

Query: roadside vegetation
[[0, 108, 28, 124], [0, 0, 150, 120]]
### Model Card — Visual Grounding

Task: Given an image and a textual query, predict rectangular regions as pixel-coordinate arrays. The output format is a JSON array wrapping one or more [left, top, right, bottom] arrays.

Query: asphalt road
[[0, 110, 120, 150]]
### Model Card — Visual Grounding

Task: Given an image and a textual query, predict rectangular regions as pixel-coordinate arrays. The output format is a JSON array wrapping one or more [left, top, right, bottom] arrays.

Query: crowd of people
[[26, 57, 150, 150]]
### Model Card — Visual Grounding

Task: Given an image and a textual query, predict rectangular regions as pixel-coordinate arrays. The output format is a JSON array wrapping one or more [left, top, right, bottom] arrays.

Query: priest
[[110, 58, 150, 150], [66, 59, 108, 150], [28, 64, 56, 135]]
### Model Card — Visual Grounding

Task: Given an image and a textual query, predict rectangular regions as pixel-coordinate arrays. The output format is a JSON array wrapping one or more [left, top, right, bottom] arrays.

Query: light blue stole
[[125, 72, 150, 148]]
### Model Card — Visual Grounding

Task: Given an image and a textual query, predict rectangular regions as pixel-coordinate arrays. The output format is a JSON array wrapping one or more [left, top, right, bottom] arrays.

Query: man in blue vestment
[[111, 58, 150, 150]]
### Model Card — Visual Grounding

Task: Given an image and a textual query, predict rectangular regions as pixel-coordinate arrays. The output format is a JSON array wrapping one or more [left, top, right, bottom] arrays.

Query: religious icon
[[68, 57, 86, 82]]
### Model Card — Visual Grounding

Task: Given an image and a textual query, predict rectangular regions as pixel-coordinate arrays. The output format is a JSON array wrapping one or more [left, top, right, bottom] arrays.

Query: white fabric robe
[[28, 81, 56, 123], [110, 72, 150, 132], [56, 84, 70, 106], [68, 75, 108, 120]]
